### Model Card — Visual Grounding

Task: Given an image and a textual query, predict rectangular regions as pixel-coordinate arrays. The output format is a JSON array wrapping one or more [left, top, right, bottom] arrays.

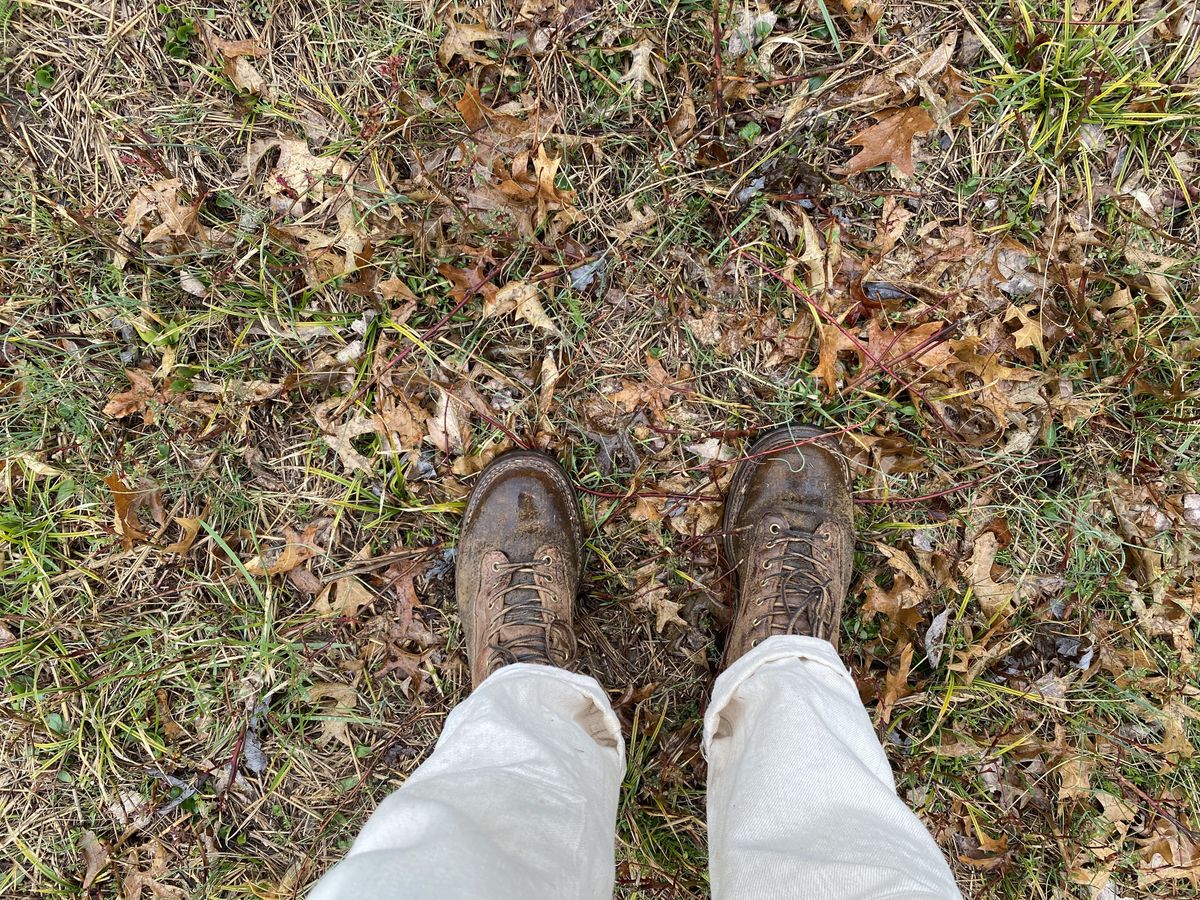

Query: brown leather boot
[[456, 451, 583, 688], [721, 425, 854, 665]]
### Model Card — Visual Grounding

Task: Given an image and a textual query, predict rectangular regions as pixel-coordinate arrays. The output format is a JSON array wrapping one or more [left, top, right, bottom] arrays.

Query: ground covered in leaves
[[3, 0, 1200, 897]]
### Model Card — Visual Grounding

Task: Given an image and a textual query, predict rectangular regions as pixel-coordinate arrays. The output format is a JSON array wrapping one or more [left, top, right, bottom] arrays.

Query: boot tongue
[[503, 564, 542, 621]]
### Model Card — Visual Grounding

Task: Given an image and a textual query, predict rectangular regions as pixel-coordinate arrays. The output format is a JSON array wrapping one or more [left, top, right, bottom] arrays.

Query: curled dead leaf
[[242, 520, 328, 577], [104, 472, 151, 550], [629, 564, 686, 633]]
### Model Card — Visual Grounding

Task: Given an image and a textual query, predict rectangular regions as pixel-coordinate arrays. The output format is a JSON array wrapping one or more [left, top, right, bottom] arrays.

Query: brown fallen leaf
[[121, 180, 198, 247], [484, 280, 561, 334], [103, 369, 161, 423], [163, 502, 208, 555], [843, 106, 937, 177], [245, 137, 352, 215], [629, 564, 686, 633], [813, 322, 858, 393], [609, 200, 658, 244], [964, 531, 1016, 619], [315, 575, 375, 618], [608, 354, 689, 420], [618, 39, 659, 93], [1005, 304, 1045, 353], [862, 544, 929, 640], [438, 19, 503, 68], [242, 520, 327, 577], [315, 547, 376, 618], [867, 320, 955, 375], [378, 275, 418, 304], [121, 840, 187, 900], [155, 688, 188, 742], [308, 682, 358, 747], [199, 23, 268, 95], [666, 96, 697, 143], [78, 829, 108, 890], [879, 641, 914, 724], [105, 472, 150, 550], [426, 387, 468, 455]]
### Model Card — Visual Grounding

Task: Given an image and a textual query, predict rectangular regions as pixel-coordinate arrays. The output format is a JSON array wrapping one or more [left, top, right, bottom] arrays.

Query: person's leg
[[705, 636, 960, 900], [709, 426, 961, 900], [310, 664, 623, 900], [310, 452, 623, 900]]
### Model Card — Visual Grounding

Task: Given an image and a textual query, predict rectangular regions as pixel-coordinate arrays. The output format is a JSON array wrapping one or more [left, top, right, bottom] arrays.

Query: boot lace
[[483, 557, 576, 672], [751, 522, 835, 643]]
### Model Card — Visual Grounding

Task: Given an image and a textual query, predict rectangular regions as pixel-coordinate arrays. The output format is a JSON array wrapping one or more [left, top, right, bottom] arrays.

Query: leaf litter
[[6, 0, 1200, 896]]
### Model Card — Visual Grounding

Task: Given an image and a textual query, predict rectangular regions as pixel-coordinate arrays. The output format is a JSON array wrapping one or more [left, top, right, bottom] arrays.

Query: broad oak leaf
[[843, 107, 937, 177]]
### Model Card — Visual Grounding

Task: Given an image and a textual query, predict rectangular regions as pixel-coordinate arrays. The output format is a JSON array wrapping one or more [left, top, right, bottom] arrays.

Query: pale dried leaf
[[308, 682, 358, 747], [315, 573, 375, 618], [426, 388, 467, 454], [439, 20, 502, 67], [965, 532, 1016, 619], [79, 830, 108, 890], [618, 39, 659, 93], [726, 2, 777, 57]]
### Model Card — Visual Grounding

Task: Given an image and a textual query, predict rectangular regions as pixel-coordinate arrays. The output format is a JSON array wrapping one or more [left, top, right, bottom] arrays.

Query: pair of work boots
[[456, 426, 853, 686]]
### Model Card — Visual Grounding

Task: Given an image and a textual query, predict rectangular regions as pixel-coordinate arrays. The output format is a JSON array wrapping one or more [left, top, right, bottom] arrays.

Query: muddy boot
[[721, 425, 854, 665], [456, 451, 584, 688]]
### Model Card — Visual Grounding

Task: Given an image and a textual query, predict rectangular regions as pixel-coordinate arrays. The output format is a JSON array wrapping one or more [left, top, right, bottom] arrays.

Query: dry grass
[[3, 0, 1200, 897]]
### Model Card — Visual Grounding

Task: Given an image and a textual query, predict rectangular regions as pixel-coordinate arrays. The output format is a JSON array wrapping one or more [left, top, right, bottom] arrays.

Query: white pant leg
[[704, 635, 962, 900], [309, 664, 624, 900]]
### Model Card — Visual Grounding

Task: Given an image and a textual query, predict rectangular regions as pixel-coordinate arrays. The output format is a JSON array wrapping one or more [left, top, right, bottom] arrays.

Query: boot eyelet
[[757, 580, 767, 588], [542, 555, 552, 565], [769, 523, 781, 534], [761, 560, 771, 571], [491, 561, 501, 572]]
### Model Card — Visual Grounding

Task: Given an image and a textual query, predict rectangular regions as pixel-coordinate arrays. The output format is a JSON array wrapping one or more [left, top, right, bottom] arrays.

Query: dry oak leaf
[[378, 276, 418, 304], [78, 830, 109, 891], [618, 39, 659, 93], [104, 472, 151, 550], [843, 107, 937, 177], [242, 521, 327, 577], [867, 320, 955, 375], [315, 546, 375, 618], [862, 544, 929, 639], [814, 321, 859, 394], [427, 387, 468, 455], [1005, 304, 1045, 353], [104, 368, 168, 424], [609, 354, 689, 419], [439, 255, 500, 308], [609, 201, 658, 244], [315, 574, 375, 618], [121, 840, 188, 900], [484, 280, 561, 334], [878, 640, 914, 725], [630, 564, 686, 633], [308, 682, 358, 747], [199, 23, 268, 95], [245, 137, 351, 214], [163, 508, 206, 555], [439, 20, 510, 69], [122, 179, 198, 246], [964, 531, 1016, 619]]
